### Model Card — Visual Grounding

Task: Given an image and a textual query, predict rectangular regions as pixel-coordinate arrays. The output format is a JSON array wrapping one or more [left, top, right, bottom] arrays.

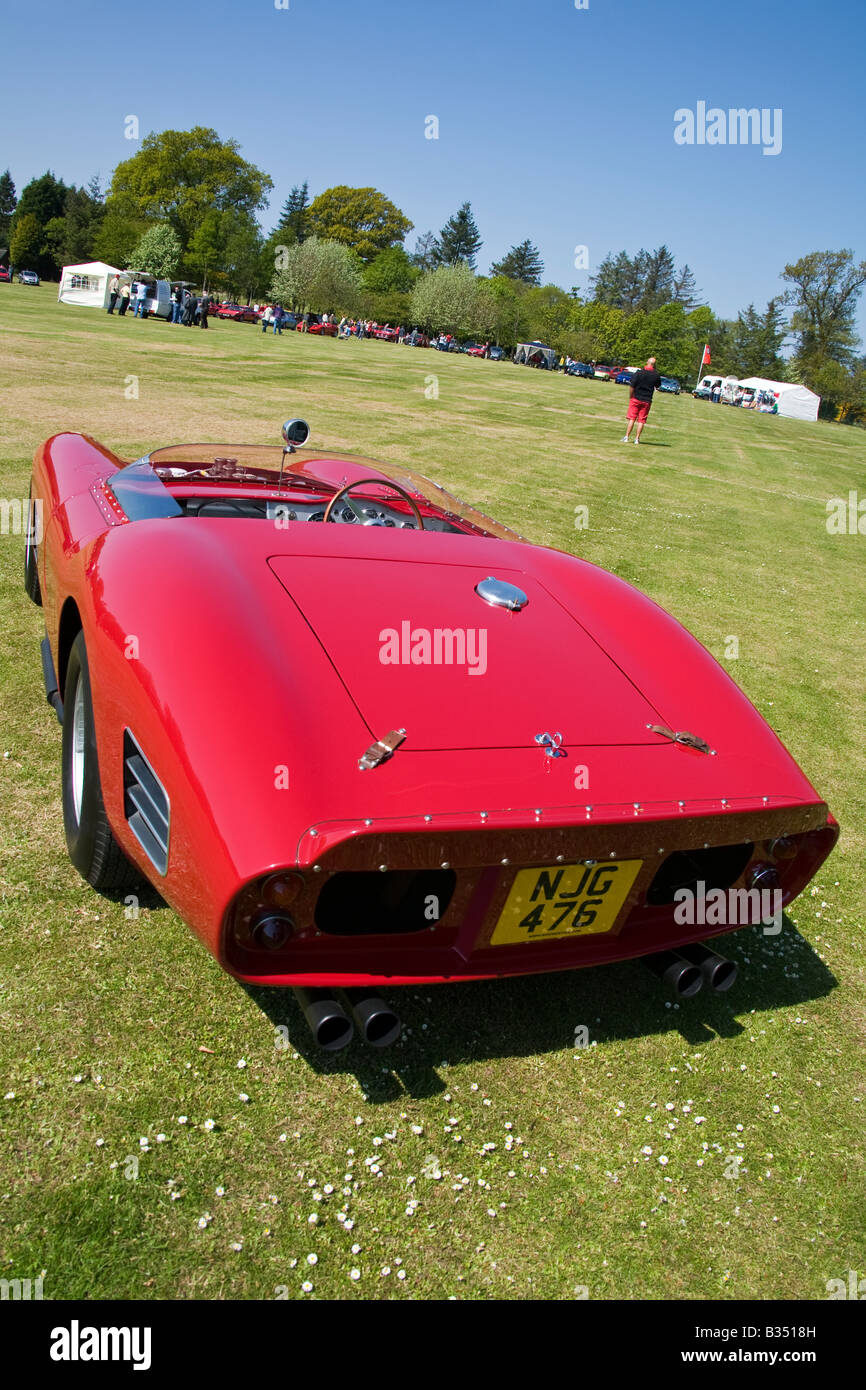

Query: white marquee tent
[[738, 376, 821, 422], [58, 260, 123, 310]]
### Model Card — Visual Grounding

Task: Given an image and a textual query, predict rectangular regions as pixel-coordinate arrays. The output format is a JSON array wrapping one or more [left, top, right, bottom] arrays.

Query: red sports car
[[372, 326, 399, 342], [298, 318, 338, 336], [217, 303, 258, 323], [25, 423, 837, 1049]]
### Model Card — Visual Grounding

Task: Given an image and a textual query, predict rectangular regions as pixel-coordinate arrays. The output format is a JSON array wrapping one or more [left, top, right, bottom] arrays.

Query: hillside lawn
[[0, 282, 863, 1301]]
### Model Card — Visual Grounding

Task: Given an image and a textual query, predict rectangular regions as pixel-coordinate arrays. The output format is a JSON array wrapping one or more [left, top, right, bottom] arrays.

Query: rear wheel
[[62, 632, 141, 892], [24, 487, 42, 605]]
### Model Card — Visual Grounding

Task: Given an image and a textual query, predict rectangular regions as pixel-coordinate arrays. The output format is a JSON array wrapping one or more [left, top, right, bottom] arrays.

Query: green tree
[[107, 126, 273, 251], [127, 223, 183, 280], [489, 240, 544, 286], [436, 202, 482, 269], [410, 230, 439, 273], [10, 172, 70, 276], [0, 170, 16, 249], [523, 283, 578, 353], [306, 186, 412, 263], [362, 247, 419, 294], [781, 250, 866, 387], [276, 182, 310, 244], [9, 212, 42, 269], [92, 208, 148, 270], [731, 300, 788, 378], [485, 274, 532, 348], [410, 261, 484, 335], [270, 237, 363, 313]]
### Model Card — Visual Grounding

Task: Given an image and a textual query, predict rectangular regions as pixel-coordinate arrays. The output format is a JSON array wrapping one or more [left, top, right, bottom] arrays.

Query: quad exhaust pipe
[[292, 987, 402, 1051]]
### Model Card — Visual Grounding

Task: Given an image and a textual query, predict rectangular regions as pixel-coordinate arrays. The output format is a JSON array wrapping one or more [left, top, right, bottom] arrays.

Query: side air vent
[[123, 730, 170, 875]]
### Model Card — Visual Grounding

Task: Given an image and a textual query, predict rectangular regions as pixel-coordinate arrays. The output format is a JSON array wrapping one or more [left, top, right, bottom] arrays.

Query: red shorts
[[627, 397, 651, 423]]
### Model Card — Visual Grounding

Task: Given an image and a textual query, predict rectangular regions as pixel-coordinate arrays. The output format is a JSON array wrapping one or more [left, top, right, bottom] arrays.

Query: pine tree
[[0, 169, 16, 249], [277, 182, 310, 243], [436, 202, 482, 269], [489, 240, 544, 285], [410, 230, 439, 272]]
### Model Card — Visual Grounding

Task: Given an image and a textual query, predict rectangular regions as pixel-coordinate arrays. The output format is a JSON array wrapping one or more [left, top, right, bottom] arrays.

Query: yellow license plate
[[490, 859, 642, 946]]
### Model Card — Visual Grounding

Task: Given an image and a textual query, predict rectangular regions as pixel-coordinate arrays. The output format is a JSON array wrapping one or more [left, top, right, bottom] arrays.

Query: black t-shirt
[[631, 368, 661, 402]]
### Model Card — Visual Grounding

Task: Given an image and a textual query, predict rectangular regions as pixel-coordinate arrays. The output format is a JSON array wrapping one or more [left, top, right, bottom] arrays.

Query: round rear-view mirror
[[282, 418, 310, 447]]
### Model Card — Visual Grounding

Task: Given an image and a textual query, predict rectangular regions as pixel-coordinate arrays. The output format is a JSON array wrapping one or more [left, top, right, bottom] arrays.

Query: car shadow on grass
[[242, 916, 836, 1102]]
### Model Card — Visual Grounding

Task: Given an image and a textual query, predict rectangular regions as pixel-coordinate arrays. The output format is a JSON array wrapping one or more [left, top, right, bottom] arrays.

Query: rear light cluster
[[231, 872, 305, 951]]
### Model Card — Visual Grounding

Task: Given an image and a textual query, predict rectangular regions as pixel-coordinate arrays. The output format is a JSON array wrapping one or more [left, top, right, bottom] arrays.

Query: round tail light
[[262, 873, 304, 910], [747, 862, 780, 892], [766, 836, 797, 861], [252, 912, 295, 950]]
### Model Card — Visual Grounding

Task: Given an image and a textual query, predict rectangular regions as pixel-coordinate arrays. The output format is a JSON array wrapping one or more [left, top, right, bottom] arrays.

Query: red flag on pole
[[701, 343, 711, 366]]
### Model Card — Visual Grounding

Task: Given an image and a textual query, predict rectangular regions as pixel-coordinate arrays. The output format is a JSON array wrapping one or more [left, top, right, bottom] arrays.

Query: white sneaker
[[634, 437, 640, 444], [621, 435, 630, 443]]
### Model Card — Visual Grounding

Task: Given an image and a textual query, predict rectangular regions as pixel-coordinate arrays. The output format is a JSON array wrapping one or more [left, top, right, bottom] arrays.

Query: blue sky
[[4, 0, 864, 335]]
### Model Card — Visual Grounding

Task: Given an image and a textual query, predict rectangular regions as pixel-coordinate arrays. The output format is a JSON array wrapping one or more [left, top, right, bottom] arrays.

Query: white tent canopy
[[738, 376, 821, 422], [58, 260, 123, 309]]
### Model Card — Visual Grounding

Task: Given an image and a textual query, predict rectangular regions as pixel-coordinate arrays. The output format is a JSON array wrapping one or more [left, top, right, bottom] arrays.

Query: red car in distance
[[298, 317, 338, 336], [0, 266, 12, 282], [217, 303, 258, 323], [372, 326, 400, 342], [24, 421, 838, 1051]]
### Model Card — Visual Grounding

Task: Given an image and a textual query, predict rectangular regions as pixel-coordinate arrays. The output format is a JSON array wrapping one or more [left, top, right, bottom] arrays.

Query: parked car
[[614, 369, 635, 385], [487, 346, 505, 361], [566, 361, 595, 378], [25, 419, 838, 1051], [372, 325, 400, 342], [0, 266, 12, 282], [401, 331, 430, 348], [18, 269, 40, 286], [302, 317, 338, 337], [465, 343, 490, 358], [217, 303, 258, 323], [592, 364, 615, 380], [659, 376, 681, 394]]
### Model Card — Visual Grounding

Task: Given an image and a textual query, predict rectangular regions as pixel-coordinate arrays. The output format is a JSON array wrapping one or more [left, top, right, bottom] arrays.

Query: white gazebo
[[737, 377, 821, 422], [58, 260, 123, 309]]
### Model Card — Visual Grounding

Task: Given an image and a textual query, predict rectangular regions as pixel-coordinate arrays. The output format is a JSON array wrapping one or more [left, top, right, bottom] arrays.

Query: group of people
[[106, 275, 212, 327]]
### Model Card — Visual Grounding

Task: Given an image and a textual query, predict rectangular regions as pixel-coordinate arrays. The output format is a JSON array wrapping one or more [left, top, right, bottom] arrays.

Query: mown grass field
[[1, 283, 864, 1301]]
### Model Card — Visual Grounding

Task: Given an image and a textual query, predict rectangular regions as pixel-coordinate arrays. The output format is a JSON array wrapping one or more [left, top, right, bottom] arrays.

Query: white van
[[128, 273, 172, 320]]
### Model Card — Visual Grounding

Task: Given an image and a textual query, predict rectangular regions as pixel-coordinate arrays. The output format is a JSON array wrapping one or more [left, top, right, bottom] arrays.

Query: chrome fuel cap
[[475, 576, 529, 611]]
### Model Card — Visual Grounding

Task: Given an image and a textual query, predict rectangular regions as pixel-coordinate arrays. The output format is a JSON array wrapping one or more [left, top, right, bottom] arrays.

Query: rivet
[[586, 859, 596, 866], [703, 843, 710, 849], [364, 818, 373, 826], [310, 828, 318, 837], [721, 799, 728, 808], [480, 811, 488, 820], [424, 814, 432, 823], [378, 864, 388, 872], [441, 861, 450, 869], [555, 854, 564, 862], [501, 858, 509, 865], [313, 864, 321, 873], [678, 801, 685, 809], [609, 851, 616, 858], [763, 796, 769, 804], [633, 803, 641, 813], [534, 809, 542, 817], [658, 848, 665, 855]]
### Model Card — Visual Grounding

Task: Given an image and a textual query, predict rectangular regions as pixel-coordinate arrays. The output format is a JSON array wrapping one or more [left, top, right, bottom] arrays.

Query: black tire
[[62, 632, 141, 892], [24, 488, 42, 605]]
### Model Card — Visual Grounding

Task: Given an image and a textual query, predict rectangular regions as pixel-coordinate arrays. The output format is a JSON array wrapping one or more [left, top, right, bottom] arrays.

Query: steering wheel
[[323, 477, 425, 529]]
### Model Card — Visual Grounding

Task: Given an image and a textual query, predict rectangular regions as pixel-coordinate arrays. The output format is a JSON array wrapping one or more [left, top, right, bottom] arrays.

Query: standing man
[[622, 356, 662, 444], [118, 281, 130, 316], [107, 273, 120, 314], [199, 294, 209, 329], [272, 303, 284, 335], [133, 280, 149, 319]]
